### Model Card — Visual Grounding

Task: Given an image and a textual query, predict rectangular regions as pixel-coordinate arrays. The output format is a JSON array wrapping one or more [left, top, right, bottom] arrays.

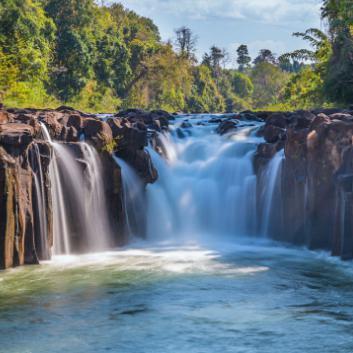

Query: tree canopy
[[0, 0, 351, 112]]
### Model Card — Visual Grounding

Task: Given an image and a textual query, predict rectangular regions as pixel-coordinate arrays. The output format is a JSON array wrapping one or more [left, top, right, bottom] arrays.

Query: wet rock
[[181, 121, 192, 129], [256, 109, 353, 258], [208, 117, 223, 124], [117, 109, 171, 131], [216, 120, 238, 135], [108, 118, 147, 150], [266, 112, 288, 129], [239, 112, 263, 122], [263, 124, 286, 143], [83, 118, 113, 149], [0, 110, 11, 124], [0, 123, 34, 148], [0, 145, 38, 269], [66, 114, 84, 131], [176, 128, 186, 139]]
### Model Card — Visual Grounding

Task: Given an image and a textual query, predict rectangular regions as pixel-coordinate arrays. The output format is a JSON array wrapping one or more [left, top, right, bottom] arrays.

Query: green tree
[[0, 0, 56, 106], [279, 28, 332, 109], [187, 65, 225, 113], [254, 49, 277, 65], [124, 44, 192, 112], [236, 45, 251, 72], [44, 0, 97, 101], [251, 62, 289, 108], [322, 0, 353, 104], [231, 72, 253, 98], [282, 66, 325, 109], [203, 46, 225, 80]]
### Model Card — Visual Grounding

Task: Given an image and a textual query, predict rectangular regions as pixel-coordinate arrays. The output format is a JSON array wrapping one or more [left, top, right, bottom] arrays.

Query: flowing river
[[1, 115, 353, 353]]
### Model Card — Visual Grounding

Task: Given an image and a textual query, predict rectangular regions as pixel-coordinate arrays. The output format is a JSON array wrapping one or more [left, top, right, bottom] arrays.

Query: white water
[[146, 116, 262, 241], [113, 156, 145, 238], [260, 149, 285, 236], [41, 124, 71, 254], [41, 124, 112, 254], [32, 144, 50, 259]]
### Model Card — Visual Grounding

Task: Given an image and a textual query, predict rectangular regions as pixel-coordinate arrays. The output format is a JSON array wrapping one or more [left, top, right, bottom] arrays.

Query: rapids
[[146, 115, 262, 241]]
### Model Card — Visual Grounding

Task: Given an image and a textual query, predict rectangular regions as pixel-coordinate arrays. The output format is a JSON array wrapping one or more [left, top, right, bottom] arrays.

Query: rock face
[[0, 107, 165, 269], [254, 108, 353, 260]]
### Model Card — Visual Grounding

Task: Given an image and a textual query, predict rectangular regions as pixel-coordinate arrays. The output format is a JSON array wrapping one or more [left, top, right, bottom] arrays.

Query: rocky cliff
[[0, 106, 171, 269], [254, 108, 353, 260]]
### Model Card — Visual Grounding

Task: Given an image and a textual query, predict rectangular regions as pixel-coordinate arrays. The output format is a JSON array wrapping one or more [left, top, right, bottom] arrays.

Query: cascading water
[[32, 144, 50, 259], [113, 156, 145, 238], [259, 149, 285, 237], [41, 124, 71, 254], [145, 115, 263, 242], [41, 124, 112, 254]]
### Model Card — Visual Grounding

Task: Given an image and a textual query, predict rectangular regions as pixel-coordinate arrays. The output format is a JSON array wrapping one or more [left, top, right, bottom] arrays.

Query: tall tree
[[322, 0, 353, 104], [0, 0, 55, 81], [254, 49, 277, 65], [236, 45, 251, 71], [251, 62, 289, 108], [0, 0, 56, 105], [174, 26, 197, 61], [203, 46, 226, 79], [44, 0, 97, 101]]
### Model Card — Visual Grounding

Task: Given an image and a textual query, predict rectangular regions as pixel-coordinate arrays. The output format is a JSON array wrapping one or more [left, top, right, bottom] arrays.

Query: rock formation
[[254, 108, 353, 260], [0, 106, 172, 269]]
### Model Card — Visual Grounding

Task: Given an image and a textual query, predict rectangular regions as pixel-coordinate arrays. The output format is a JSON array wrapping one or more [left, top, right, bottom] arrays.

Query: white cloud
[[118, 0, 321, 26]]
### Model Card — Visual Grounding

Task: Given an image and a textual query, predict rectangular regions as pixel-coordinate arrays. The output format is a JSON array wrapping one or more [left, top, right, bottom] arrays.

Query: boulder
[[216, 120, 238, 135], [266, 112, 288, 128], [263, 124, 286, 143], [181, 121, 192, 129], [0, 123, 34, 147], [83, 118, 113, 149]]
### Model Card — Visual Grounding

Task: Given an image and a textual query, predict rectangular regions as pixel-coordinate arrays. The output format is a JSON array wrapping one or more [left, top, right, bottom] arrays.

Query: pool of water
[[1, 240, 353, 353]]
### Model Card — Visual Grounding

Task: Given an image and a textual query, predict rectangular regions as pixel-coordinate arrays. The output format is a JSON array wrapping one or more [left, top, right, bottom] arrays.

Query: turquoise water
[[1, 240, 353, 353]]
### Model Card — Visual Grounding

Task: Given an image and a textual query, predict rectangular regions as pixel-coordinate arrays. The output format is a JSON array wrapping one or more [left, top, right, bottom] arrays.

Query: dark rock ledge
[[253, 108, 353, 260]]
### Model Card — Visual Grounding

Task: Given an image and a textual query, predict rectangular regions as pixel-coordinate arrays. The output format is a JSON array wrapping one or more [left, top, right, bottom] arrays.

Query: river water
[[1, 241, 353, 353], [1, 115, 353, 352]]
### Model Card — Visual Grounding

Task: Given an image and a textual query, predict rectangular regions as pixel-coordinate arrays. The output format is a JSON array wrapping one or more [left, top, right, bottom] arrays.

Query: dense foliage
[[0, 0, 351, 112]]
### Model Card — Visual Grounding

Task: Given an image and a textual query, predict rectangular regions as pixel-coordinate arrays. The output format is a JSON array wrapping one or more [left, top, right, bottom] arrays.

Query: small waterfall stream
[[113, 156, 145, 238], [41, 124, 71, 254], [41, 124, 112, 254], [32, 144, 50, 259], [260, 149, 285, 236]]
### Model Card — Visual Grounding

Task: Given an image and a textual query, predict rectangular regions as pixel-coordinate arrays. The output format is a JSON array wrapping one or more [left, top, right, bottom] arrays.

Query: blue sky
[[116, 0, 323, 65]]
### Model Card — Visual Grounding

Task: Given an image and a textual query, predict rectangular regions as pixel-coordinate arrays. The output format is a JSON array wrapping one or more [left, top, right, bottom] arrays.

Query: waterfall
[[32, 144, 50, 259], [260, 149, 285, 237], [41, 124, 71, 254], [113, 156, 145, 238], [145, 117, 262, 242], [40, 124, 112, 254]]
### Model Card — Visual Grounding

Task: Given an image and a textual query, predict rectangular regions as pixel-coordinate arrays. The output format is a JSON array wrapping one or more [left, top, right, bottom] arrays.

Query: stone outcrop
[[254, 108, 353, 260], [0, 106, 167, 269]]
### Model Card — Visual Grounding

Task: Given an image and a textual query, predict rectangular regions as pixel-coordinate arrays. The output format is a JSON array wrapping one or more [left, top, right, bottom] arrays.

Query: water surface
[[1, 240, 353, 353]]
